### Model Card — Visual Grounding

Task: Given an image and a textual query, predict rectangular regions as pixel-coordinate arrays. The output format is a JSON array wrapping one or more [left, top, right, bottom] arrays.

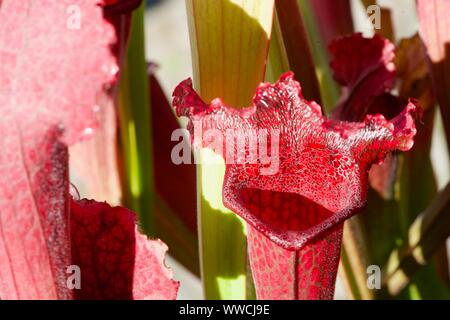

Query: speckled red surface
[[71, 199, 179, 300], [0, 0, 177, 300], [173, 72, 418, 299]]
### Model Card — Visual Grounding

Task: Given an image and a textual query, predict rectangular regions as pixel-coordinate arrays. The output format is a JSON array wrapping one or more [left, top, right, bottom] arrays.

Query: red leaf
[[174, 73, 418, 249], [0, 0, 170, 300], [330, 33, 397, 121], [71, 199, 179, 300], [310, 0, 353, 47], [417, 0, 450, 149], [149, 65, 199, 275], [0, 0, 118, 299], [330, 34, 405, 199], [150, 65, 197, 233], [173, 72, 418, 299], [0, 130, 71, 299]]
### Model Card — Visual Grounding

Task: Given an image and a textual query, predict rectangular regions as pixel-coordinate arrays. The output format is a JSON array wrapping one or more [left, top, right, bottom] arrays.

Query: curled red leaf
[[330, 33, 397, 121], [173, 72, 418, 250], [330, 33, 417, 199], [0, 1, 175, 300], [173, 72, 417, 300], [0, 0, 118, 299], [71, 199, 179, 300]]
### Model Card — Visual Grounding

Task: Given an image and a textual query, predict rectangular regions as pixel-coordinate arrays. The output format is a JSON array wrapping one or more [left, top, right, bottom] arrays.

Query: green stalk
[[385, 183, 450, 296], [118, 4, 155, 235], [197, 153, 248, 299], [340, 220, 375, 300]]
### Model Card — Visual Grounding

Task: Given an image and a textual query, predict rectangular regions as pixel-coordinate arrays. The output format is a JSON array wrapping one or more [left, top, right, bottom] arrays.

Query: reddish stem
[[247, 224, 343, 300]]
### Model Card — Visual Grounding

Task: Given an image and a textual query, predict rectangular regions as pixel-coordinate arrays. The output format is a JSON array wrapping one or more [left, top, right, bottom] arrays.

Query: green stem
[[118, 4, 155, 235]]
